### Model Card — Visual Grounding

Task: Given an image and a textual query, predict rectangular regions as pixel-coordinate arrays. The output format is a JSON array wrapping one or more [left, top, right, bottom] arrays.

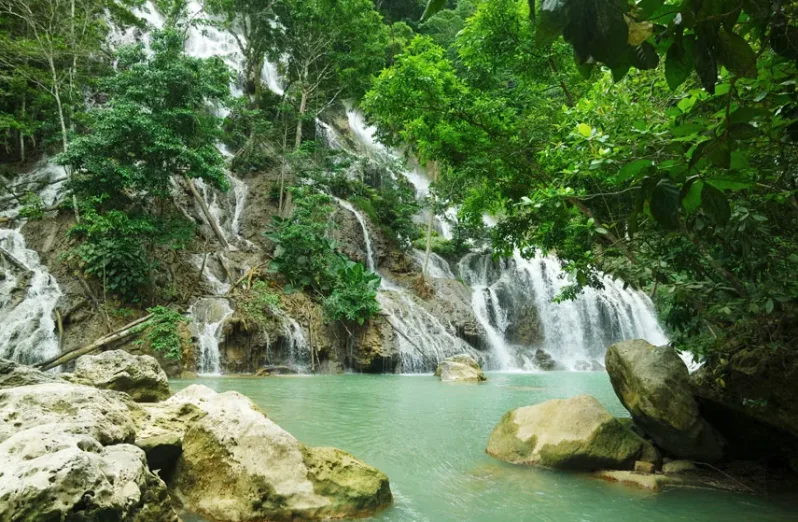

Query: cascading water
[[342, 109, 671, 371], [188, 297, 233, 374], [458, 251, 668, 370], [0, 161, 66, 366]]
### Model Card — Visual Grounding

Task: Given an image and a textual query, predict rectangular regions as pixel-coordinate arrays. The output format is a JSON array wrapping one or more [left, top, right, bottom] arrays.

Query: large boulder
[[132, 390, 208, 480], [0, 382, 138, 445], [605, 340, 723, 461], [691, 346, 798, 463], [171, 385, 392, 521], [0, 359, 62, 389], [0, 424, 177, 522], [486, 394, 658, 471], [435, 354, 487, 383], [71, 350, 171, 402]]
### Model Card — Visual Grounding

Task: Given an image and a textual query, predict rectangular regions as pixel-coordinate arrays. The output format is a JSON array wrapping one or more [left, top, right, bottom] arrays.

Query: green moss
[[301, 446, 392, 517], [538, 419, 654, 471], [485, 411, 537, 463]]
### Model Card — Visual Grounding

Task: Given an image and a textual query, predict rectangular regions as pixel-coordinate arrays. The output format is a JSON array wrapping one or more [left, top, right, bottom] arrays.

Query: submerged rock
[[486, 394, 658, 471], [0, 425, 177, 522], [435, 354, 487, 383], [605, 340, 723, 461], [0, 358, 62, 389], [71, 350, 171, 402], [0, 382, 138, 445], [531, 349, 563, 371], [171, 385, 392, 521], [596, 470, 683, 491]]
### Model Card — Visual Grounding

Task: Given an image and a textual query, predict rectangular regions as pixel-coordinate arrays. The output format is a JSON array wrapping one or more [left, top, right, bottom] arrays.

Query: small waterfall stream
[[0, 162, 66, 365]]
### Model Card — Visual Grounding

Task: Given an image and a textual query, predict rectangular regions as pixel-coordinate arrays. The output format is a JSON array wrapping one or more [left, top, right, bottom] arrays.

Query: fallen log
[[381, 314, 437, 369], [36, 313, 153, 371], [0, 246, 30, 273], [183, 174, 229, 250]]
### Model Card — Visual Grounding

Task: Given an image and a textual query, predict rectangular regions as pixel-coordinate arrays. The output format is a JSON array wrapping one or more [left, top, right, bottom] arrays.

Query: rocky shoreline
[[484, 339, 798, 493], [0, 351, 392, 522]]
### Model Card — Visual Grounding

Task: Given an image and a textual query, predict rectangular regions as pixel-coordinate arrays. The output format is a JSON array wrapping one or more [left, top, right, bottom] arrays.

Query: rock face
[[486, 395, 658, 471], [435, 354, 487, 383], [0, 426, 177, 522], [691, 346, 798, 463], [0, 382, 138, 445], [171, 385, 392, 521], [605, 340, 723, 461], [72, 350, 171, 402], [0, 358, 62, 389]]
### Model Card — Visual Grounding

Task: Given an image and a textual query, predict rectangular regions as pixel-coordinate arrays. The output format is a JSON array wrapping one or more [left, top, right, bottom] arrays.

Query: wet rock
[[0, 358, 62, 389], [72, 350, 171, 402], [691, 346, 798, 464], [435, 354, 487, 383], [0, 425, 178, 522], [606, 340, 723, 461], [574, 359, 605, 372], [531, 349, 563, 371], [596, 470, 683, 491], [171, 385, 392, 521], [662, 460, 697, 474], [0, 382, 138, 445], [486, 394, 658, 471], [634, 460, 656, 473]]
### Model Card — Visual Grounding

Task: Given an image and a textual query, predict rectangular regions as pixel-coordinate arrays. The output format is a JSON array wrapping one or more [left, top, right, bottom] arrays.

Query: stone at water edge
[[0, 424, 178, 522], [486, 394, 659, 471], [71, 349, 172, 402], [0, 382, 139, 445], [435, 354, 487, 383], [595, 470, 683, 492], [171, 385, 392, 522], [0, 358, 63, 389], [605, 339, 724, 461], [662, 460, 698, 474]]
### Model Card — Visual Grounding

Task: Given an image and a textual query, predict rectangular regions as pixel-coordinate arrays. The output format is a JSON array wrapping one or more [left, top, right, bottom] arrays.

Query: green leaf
[[665, 38, 694, 91], [629, 42, 659, 70], [701, 184, 731, 225], [765, 298, 774, 314], [694, 33, 718, 93], [650, 179, 681, 230], [728, 122, 758, 140], [682, 179, 704, 213], [595, 227, 609, 235], [715, 28, 758, 79], [577, 123, 592, 137], [706, 177, 752, 191], [705, 139, 731, 169], [420, 0, 446, 22], [638, 0, 666, 19], [618, 159, 655, 181]]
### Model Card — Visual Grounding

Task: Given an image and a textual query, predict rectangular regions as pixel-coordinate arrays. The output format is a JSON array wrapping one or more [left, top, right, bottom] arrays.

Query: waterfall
[[188, 297, 233, 374], [0, 161, 66, 366], [332, 197, 376, 272], [457, 251, 668, 370]]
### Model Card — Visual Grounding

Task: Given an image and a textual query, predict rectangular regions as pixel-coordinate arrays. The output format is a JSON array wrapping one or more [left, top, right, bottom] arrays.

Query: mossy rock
[[435, 354, 487, 383], [486, 395, 658, 471]]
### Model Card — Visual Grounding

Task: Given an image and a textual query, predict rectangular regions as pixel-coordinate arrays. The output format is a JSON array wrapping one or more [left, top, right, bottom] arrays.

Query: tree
[[59, 29, 231, 300], [367, 0, 798, 360], [203, 0, 278, 94]]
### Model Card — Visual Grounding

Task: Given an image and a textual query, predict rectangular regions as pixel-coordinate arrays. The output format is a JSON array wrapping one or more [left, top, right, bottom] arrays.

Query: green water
[[172, 373, 797, 522]]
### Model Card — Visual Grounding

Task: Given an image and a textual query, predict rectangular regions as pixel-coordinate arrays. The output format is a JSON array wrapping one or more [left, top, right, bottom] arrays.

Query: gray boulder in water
[[71, 350, 171, 402], [486, 394, 659, 470], [434, 354, 487, 382], [605, 339, 723, 461], [169, 385, 393, 521]]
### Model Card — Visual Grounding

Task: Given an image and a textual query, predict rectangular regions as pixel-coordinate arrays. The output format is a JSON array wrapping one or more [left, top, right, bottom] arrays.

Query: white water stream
[[0, 162, 66, 366]]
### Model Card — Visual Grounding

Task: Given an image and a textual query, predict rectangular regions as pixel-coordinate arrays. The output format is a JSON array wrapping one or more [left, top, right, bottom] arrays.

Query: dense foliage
[[367, 0, 798, 360], [267, 188, 381, 326], [59, 29, 229, 300]]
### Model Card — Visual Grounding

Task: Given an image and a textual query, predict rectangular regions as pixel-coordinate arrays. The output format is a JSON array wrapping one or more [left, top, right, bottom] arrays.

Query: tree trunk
[[0, 246, 30, 272], [35, 314, 153, 371], [422, 162, 439, 278], [48, 55, 80, 223], [19, 95, 25, 163], [183, 174, 229, 250]]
